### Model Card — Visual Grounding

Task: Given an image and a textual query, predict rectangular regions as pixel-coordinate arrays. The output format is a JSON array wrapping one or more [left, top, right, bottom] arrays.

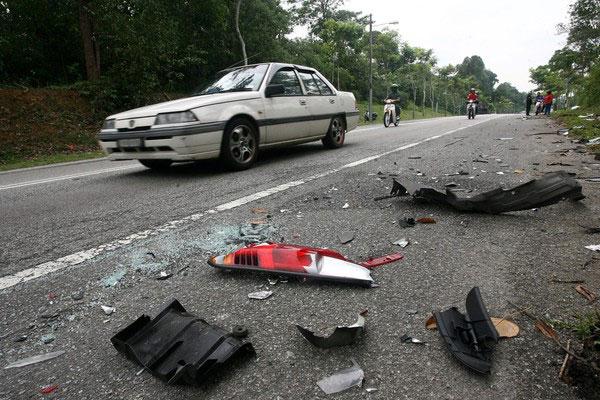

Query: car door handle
[[299, 99, 307, 106], [329, 99, 335, 104]]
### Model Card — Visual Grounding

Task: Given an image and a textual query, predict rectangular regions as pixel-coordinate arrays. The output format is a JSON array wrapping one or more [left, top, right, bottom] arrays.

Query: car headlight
[[102, 119, 116, 129], [155, 111, 197, 125]]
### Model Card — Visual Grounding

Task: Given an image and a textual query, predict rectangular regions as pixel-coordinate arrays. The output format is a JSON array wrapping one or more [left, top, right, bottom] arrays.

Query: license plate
[[118, 138, 143, 148]]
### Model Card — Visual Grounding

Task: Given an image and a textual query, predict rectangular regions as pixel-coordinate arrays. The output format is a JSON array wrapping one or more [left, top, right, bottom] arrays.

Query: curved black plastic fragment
[[434, 287, 499, 374], [111, 299, 254, 385], [296, 314, 365, 348], [408, 171, 584, 214]]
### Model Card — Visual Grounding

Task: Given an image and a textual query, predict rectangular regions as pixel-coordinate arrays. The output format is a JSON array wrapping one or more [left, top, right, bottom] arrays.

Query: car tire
[[221, 117, 258, 170], [322, 116, 346, 149], [138, 159, 172, 170]]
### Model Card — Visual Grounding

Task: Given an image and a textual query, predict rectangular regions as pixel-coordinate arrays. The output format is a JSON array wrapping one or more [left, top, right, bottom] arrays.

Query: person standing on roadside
[[543, 90, 554, 116], [525, 92, 533, 116]]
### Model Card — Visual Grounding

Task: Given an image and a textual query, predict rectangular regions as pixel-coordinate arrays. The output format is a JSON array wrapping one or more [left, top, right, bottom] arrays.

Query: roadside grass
[[356, 100, 451, 126], [553, 106, 600, 157], [0, 151, 105, 172]]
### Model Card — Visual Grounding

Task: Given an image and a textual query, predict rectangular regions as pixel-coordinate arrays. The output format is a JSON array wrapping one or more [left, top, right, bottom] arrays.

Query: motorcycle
[[535, 100, 543, 115], [383, 100, 400, 127], [363, 111, 378, 122], [466, 100, 477, 119]]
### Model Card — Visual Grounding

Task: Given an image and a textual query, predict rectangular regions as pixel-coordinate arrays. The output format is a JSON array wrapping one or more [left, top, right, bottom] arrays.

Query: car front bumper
[[97, 122, 224, 161]]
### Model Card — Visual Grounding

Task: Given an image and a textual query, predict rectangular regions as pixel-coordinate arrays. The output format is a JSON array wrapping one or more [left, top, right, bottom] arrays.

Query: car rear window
[[314, 76, 333, 95], [298, 72, 321, 95]]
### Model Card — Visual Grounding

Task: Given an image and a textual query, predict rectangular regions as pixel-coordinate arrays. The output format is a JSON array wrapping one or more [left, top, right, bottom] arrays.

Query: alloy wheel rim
[[331, 119, 344, 143], [230, 125, 256, 164]]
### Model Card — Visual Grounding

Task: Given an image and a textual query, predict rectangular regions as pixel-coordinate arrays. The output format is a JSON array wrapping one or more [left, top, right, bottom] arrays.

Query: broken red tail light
[[209, 243, 375, 287]]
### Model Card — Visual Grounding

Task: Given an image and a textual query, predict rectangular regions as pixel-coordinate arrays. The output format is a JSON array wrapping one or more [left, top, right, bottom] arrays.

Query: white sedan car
[[98, 63, 359, 170]]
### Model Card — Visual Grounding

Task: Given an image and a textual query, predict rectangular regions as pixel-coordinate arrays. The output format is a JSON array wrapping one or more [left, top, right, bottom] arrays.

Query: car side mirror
[[265, 84, 285, 97]]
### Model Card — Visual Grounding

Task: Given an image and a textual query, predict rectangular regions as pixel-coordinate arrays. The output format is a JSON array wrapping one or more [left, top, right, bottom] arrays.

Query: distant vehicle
[[467, 100, 477, 119], [98, 63, 359, 170], [383, 99, 399, 127]]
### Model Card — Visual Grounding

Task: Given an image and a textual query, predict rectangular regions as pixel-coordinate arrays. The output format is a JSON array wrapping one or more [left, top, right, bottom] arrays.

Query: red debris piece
[[416, 217, 436, 224], [47, 292, 57, 300], [360, 253, 404, 269], [40, 385, 58, 395]]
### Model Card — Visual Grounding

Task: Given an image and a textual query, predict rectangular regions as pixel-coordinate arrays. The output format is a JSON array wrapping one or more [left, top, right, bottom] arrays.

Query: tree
[[289, 0, 343, 34], [79, 0, 100, 80], [564, 0, 600, 72]]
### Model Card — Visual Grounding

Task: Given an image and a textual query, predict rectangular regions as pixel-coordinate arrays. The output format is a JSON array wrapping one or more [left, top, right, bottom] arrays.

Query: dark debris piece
[[111, 300, 255, 385], [398, 217, 416, 228], [434, 287, 499, 374], [392, 171, 584, 214], [296, 313, 366, 349]]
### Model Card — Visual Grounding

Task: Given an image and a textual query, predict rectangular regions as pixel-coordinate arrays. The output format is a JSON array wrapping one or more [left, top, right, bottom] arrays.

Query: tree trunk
[[79, 0, 100, 80], [235, 0, 248, 66]]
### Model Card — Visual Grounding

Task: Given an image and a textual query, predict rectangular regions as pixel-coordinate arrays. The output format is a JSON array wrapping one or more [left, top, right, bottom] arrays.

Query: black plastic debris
[[374, 179, 407, 201], [398, 217, 416, 228], [400, 334, 425, 344], [434, 287, 499, 374], [297, 312, 366, 348], [390, 171, 584, 214], [111, 300, 254, 385]]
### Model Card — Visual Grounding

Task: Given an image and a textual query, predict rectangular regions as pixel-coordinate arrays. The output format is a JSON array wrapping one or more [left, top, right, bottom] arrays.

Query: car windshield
[[197, 64, 268, 95]]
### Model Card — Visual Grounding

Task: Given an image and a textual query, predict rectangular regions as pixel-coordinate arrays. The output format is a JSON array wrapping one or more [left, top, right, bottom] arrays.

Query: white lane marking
[[0, 165, 142, 191], [355, 116, 464, 132], [0, 116, 499, 290]]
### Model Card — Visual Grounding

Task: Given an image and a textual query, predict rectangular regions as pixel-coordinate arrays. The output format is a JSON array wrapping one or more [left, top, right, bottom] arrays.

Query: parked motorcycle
[[383, 100, 400, 127], [535, 100, 543, 115], [466, 100, 477, 119], [363, 111, 378, 122]]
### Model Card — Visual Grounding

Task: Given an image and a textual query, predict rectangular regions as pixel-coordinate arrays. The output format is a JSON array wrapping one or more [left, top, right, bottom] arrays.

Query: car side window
[[298, 72, 321, 95], [313, 75, 333, 95], [269, 69, 303, 96]]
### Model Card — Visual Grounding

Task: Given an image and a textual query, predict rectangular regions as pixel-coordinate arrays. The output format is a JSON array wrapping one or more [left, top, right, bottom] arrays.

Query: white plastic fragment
[[393, 239, 409, 248], [585, 245, 600, 252], [342, 203, 350, 209], [4, 351, 65, 369], [317, 359, 364, 394], [101, 305, 115, 315], [248, 290, 273, 300]]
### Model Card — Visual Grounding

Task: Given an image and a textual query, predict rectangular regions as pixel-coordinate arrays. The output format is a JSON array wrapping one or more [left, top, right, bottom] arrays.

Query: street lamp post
[[367, 17, 398, 124], [368, 14, 373, 124]]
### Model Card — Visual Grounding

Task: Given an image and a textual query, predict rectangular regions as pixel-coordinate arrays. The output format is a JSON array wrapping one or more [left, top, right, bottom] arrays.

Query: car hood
[[108, 92, 261, 120]]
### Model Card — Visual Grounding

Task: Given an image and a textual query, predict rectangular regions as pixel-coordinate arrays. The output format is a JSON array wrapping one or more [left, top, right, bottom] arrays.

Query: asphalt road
[[1, 114, 599, 400]]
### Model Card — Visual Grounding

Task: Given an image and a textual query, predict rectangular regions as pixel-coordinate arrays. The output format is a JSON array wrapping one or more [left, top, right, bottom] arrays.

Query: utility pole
[[368, 14, 373, 123]]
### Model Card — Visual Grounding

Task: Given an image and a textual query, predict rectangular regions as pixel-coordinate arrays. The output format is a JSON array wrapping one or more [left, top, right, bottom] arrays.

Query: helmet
[[470, 88, 475, 91]]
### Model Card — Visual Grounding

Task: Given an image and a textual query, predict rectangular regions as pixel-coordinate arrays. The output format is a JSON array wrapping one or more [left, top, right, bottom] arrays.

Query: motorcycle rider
[[385, 84, 401, 120], [466, 88, 478, 116]]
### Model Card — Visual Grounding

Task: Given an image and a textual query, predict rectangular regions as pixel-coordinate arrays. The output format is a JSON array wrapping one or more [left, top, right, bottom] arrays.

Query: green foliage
[[1, 0, 524, 117], [530, 0, 599, 108]]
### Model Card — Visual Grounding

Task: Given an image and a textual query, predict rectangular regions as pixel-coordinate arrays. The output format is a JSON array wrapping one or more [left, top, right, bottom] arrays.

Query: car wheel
[[139, 159, 172, 170], [221, 118, 258, 170], [322, 116, 346, 149]]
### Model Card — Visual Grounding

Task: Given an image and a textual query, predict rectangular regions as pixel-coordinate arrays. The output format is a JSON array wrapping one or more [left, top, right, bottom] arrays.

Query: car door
[[263, 68, 310, 144], [297, 71, 338, 136]]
